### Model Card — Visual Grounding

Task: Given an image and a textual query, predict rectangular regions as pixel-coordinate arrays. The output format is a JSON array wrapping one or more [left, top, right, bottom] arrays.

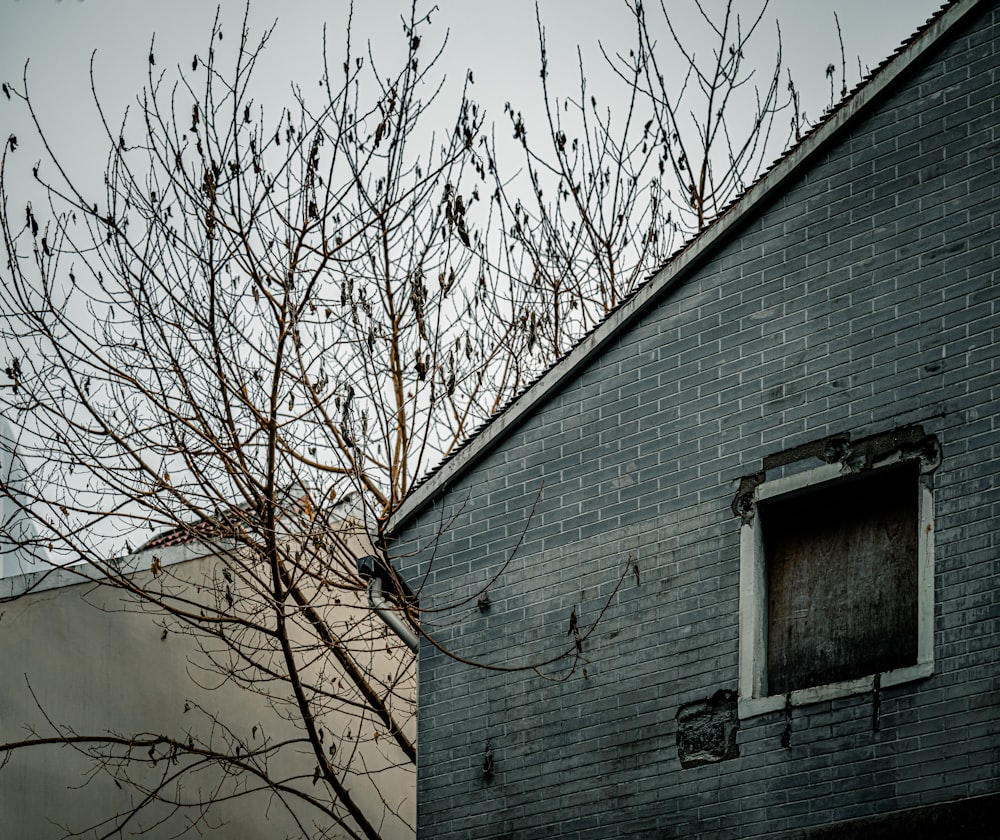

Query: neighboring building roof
[[387, 0, 982, 536], [139, 488, 359, 551], [138, 510, 250, 551], [1, 491, 366, 600]]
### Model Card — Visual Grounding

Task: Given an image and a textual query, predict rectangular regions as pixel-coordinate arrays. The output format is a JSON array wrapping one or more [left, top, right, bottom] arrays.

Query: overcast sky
[[2, 0, 945, 190]]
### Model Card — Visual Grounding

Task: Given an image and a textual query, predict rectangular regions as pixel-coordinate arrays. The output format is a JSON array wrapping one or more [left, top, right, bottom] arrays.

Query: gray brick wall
[[392, 5, 1000, 837]]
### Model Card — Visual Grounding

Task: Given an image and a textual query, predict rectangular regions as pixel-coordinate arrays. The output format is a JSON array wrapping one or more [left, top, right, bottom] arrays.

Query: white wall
[[0, 541, 415, 839]]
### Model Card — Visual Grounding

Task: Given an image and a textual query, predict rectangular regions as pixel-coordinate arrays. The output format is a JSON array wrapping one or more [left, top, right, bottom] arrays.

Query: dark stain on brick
[[482, 741, 495, 781], [676, 689, 739, 768], [781, 692, 793, 749], [872, 673, 881, 733]]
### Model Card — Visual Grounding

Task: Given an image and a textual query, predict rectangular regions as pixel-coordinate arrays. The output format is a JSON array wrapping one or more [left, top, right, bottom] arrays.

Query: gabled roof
[[387, 0, 984, 537]]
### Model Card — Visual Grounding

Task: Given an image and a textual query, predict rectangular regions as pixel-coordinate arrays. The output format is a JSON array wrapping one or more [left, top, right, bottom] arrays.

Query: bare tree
[[633, 0, 789, 232], [0, 1, 839, 836], [483, 6, 674, 364], [0, 3, 506, 836], [487, 0, 795, 364], [0, 0, 634, 833]]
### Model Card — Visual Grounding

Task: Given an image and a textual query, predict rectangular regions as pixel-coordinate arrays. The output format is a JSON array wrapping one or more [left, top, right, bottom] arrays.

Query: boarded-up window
[[759, 463, 919, 696]]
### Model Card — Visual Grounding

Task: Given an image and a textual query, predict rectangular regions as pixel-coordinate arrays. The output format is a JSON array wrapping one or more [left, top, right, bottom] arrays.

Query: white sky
[[2, 0, 945, 189]]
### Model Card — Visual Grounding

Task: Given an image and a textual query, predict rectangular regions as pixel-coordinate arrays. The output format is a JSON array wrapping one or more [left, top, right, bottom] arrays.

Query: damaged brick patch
[[676, 689, 739, 768]]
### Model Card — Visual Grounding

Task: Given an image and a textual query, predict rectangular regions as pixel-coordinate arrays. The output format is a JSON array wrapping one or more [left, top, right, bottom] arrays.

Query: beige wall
[[0, 544, 415, 839]]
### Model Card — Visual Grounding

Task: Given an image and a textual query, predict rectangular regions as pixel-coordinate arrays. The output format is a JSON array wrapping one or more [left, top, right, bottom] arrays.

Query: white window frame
[[738, 459, 935, 720]]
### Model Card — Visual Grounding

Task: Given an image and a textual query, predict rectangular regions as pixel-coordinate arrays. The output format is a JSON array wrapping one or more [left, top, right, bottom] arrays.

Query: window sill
[[738, 660, 934, 720]]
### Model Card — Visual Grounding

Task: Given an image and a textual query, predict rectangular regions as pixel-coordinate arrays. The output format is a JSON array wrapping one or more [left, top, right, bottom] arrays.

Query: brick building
[[386, 0, 999, 835]]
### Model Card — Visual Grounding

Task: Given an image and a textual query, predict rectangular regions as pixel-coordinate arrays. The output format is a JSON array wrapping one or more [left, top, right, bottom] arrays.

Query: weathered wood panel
[[763, 463, 919, 695]]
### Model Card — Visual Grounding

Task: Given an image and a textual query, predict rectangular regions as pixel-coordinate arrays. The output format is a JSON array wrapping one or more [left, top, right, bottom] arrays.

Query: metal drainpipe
[[367, 576, 419, 653]]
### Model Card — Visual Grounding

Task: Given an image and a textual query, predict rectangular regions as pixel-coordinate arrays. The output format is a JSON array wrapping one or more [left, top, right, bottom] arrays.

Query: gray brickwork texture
[[392, 5, 1000, 837]]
